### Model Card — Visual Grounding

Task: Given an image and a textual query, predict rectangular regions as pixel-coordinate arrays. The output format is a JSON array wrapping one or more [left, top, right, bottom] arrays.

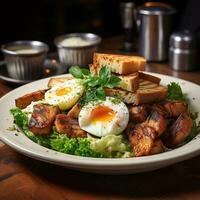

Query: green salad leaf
[[166, 82, 185, 101], [69, 66, 121, 106]]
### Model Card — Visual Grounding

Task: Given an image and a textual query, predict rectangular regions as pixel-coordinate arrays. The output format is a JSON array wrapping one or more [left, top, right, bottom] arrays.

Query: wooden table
[[0, 36, 200, 200]]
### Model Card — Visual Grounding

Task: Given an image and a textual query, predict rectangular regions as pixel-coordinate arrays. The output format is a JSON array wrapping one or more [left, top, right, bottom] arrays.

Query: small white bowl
[[54, 33, 101, 67], [1, 41, 49, 80]]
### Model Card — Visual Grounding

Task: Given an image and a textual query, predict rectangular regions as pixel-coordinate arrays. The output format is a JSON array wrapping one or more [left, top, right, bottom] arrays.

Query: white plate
[[0, 73, 200, 174]]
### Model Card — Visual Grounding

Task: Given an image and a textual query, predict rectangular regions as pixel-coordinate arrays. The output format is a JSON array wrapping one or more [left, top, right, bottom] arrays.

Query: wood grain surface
[[0, 36, 200, 200]]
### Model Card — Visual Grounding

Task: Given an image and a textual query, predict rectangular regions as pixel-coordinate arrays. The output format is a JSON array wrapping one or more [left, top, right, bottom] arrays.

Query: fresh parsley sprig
[[69, 66, 121, 106], [166, 82, 186, 101]]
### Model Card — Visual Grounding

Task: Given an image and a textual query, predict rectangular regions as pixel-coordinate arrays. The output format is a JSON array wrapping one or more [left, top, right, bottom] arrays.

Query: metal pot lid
[[170, 30, 198, 49], [139, 2, 176, 15]]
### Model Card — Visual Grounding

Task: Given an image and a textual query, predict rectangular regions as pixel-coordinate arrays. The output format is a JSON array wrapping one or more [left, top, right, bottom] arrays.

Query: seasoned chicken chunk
[[144, 110, 167, 136], [15, 89, 47, 109], [149, 139, 165, 155], [29, 104, 60, 135], [127, 124, 157, 157], [129, 105, 150, 123], [55, 114, 87, 138], [163, 101, 188, 118], [162, 113, 193, 148]]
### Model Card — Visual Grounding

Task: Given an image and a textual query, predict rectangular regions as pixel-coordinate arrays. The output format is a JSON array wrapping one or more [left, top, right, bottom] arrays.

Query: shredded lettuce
[[90, 135, 132, 158]]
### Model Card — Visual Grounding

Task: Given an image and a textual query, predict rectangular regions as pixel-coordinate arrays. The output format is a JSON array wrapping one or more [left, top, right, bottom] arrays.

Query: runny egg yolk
[[90, 105, 116, 124], [56, 87, 71, 96]]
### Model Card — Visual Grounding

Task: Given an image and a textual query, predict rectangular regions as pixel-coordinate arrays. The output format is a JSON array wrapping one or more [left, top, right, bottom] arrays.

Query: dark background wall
[[1, 0, 199, 52]]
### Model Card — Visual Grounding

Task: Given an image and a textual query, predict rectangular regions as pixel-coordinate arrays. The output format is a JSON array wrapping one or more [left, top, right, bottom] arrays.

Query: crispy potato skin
[[163, 101, 188, 118], [129, 105, 151, 123], [126, 99, 192, 156], [67, 103, 81, 119], [15, 89, 47, 109], [29, 104, 60, 135], [162, 113, 193, 148], [55, 114, 87, 138], [127, 124, 157, 157], [144, 110, 167, 136]]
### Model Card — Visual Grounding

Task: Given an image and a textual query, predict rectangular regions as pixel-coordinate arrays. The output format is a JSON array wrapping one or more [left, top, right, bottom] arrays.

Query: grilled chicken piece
[[162, 113, 193, 148], [29, 104, 60, 135], [129, 105, 150, 123], [15, 89, 47, 109], [55, 114, 87, 138], [163, 101, 188, 118], [144, 110, 167, 136], [127, 123, 157, 157], [149, 139, 165, 155], [67, 103, 81, 119]]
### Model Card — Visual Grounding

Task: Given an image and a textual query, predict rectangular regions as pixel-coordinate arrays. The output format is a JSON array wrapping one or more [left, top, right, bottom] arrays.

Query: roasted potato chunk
[[15, 89, 47, 109], [128, 124, 157, 157], [29, 104, 60, 135], [163, 101, 188, 118], [67, 103, 81, 119], [144, 110, 167, 136], [162, 113, 193, 148], [149, 139, 165, 155], [129, 105, 150, 123], [55, 114, 87, 138]]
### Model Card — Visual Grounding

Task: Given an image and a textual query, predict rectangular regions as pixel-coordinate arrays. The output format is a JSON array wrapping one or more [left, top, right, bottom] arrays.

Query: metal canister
[[169, 30, 198, 71], [138, 2, 176, 61]]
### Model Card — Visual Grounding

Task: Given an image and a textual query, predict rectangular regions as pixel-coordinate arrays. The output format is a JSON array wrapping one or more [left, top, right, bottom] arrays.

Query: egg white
[[44, 79, 84, 110], [78, 97, 129, 137]]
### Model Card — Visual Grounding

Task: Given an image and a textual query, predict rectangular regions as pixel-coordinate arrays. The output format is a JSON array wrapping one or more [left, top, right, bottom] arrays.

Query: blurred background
[[1, 0, 200, 53]]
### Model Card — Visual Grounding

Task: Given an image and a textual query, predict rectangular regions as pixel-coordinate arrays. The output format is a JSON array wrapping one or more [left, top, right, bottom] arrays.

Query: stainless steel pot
[[138, 2, 176, 61]]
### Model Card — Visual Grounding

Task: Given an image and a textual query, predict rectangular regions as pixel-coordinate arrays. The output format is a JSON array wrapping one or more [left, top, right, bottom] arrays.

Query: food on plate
[[104, 80, 167, 104], [78, 97, 129, 137], [10, 53, 199, 158], [45, 79, 84, 110], [162, 113, 193, 148], [55, 114, 87, 138], [15, 89, 47, 109], [29, 104, 60, 135]]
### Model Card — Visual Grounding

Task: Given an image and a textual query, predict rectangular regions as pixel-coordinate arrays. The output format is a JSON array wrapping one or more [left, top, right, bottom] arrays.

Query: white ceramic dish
[[0, 73, 200, 174]]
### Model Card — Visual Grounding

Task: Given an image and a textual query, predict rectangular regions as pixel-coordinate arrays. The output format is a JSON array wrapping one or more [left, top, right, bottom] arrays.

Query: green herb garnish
[[69, 66, 121, 106], [166, 82, 185, 101]]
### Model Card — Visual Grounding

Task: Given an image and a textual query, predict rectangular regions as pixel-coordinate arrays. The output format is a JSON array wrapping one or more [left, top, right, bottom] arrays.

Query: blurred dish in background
[[1, 41, 49, 80], [0, 59, 66, 85], [54, 33, 101, 67]]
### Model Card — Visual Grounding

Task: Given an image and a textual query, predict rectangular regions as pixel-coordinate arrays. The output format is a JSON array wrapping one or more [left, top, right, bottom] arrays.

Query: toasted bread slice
[[139, 72, 161, 84], [93, 53, 146, 75], [105, 79, 168, 104], [119, 72, 139, 92], [48, 75, 74, 88]]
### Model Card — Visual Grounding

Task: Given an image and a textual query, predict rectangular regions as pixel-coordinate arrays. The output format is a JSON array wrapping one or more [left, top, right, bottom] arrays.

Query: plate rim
[[0, 72, 200, 171]]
